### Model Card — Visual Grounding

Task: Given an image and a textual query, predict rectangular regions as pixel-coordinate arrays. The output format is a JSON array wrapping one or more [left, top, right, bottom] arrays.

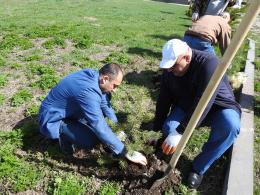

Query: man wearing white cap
[[153, 39, 241, 189]]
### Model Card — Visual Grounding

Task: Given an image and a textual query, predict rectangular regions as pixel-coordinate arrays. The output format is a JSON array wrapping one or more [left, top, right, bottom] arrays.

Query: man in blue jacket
[[154, 39, 241, 188], [39, 63, 147, 166]]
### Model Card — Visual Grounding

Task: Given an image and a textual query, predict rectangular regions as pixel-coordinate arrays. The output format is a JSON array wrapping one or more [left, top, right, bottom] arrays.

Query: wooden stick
[[168, 0, 260, 169]]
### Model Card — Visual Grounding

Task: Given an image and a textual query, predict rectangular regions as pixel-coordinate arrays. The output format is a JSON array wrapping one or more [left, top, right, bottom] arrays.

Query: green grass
[[0, 55, 6, 66], [0, 33, 33, 51], [26, 63, 61, 90], [10, 89, 33, 107], [48, 173, 89, 195], [42, 37, 66, 49], [0, 73, 8, 88], [0, 0, 257, 193], [99, 181, 122, 195], [0, 130, 43, 193], [0, 93, 5, 105], [25, 104, 40, 117], [0, 0, 189, 193]]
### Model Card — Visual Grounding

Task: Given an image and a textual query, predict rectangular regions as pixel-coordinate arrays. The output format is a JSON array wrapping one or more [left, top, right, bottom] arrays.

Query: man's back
[[39, 69, 102, 138], [185, 15, 231, 55]]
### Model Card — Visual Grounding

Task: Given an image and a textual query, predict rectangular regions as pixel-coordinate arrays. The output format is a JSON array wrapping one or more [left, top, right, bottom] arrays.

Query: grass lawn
[[0, 0, 257, 194]]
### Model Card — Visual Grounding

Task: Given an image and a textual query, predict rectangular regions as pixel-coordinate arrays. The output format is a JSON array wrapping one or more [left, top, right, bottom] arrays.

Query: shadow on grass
[[254, 97, 260, 117], [149, 34, 183, 41], [179, 16, 191, 21], [127, 34, 183, 58], [151, 0, 189, 5], [182, 24, 190, 28], [124, 69, 161, 101], [127, 47, 161, 59], [13, 117, 107, 177], [160, 11, 176, 15]]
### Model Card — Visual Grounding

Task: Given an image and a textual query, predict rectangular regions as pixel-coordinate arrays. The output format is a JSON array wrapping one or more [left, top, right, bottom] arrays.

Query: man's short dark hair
[[99, 63, 123, 80]]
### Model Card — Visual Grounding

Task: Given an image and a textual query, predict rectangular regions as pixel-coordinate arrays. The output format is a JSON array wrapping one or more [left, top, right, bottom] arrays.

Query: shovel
[[150, 0, 260, 190]]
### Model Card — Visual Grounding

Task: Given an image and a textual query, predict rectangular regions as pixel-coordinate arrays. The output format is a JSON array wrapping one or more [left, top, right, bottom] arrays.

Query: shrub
[[10, 89, 33, 107]]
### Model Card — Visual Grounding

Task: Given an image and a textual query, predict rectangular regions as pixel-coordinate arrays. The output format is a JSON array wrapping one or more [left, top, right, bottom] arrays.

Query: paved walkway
[[224, 14, 259, 195]]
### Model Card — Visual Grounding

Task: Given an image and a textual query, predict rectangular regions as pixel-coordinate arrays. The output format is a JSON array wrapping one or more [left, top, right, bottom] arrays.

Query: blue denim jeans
[[162, 106, 240, 175], [183, 35, 215, 55], [59, 119, 100, 154]]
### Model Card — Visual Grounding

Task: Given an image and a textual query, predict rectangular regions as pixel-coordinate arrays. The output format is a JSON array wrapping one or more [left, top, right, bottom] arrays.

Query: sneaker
[[187, 172, 203, 189]]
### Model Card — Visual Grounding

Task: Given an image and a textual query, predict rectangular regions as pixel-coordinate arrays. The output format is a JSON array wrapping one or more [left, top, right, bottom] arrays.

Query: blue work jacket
[[39, 68, 124, 155]]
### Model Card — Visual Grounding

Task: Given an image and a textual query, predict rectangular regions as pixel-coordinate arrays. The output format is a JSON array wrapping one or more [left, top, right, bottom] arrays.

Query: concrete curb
[[223, 39, 255, 195]]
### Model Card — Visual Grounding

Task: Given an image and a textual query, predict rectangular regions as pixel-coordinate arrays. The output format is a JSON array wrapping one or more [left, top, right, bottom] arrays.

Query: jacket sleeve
[[153, 71, 174, 131], [180, 57, 220, 128], [219, 22, 231, 55], [77, 89, 124, 155], [101, 93, 118, 123]]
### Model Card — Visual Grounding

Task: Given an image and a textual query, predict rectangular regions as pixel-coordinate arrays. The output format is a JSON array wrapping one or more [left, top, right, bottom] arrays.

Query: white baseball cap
[[160, 39, 189, 69]]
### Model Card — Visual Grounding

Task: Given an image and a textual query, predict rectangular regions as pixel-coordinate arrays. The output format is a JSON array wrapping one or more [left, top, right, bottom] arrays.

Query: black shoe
[[59, 134, 74, 155], [187, 172, 203, 189]]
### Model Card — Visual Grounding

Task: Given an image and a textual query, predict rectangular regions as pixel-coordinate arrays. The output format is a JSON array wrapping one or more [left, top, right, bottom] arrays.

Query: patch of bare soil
[[13, 120, 230, 195], [66, 152, 181, 194], [21, 133, 181, 194], [0, 65, 29, 130]]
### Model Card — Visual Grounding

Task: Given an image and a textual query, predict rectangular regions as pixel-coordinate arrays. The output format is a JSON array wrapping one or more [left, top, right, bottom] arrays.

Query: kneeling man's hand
[[161, 130, 182, 155], [125, 151, 147, 166]]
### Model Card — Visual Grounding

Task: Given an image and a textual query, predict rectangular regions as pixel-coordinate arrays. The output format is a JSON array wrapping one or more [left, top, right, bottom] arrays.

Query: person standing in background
[[184, 13, 231, 55]]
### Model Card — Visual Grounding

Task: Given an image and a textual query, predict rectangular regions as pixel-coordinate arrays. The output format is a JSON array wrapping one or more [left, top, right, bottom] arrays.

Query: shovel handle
[[168, 0, 260, 170]]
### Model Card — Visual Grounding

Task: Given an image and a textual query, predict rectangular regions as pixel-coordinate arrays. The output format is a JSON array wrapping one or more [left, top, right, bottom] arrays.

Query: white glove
[[125, 151, 148, 166], [192, 12, 199, 21], [161, 130, 182, 155]]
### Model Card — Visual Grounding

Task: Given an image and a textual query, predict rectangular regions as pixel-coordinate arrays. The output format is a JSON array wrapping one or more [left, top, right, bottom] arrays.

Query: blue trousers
[[162, 106, 240, 175], [183, 35, 215, 55], [59, 120, 100, 154]]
